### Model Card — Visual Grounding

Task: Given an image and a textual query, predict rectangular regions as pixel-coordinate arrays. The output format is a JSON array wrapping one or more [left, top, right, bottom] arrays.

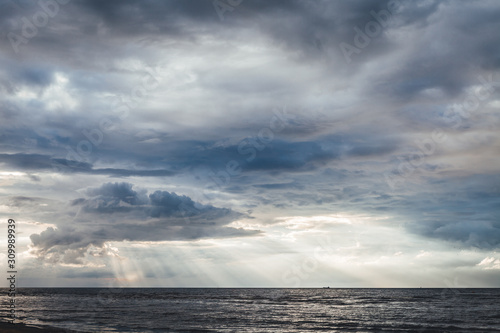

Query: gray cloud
[[30, 182, 259, 264], [0, 153, 176, 177]]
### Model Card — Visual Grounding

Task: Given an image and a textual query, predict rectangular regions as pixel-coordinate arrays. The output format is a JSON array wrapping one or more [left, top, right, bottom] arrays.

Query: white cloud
[[477, 257, 500, 270]]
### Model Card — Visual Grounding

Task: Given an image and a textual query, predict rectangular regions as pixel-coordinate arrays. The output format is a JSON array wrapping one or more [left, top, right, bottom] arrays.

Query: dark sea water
[[1, 288, 499, 332]]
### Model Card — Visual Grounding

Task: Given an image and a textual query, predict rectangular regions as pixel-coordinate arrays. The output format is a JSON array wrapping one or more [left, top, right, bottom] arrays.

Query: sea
[[1, 288, 499, 332]]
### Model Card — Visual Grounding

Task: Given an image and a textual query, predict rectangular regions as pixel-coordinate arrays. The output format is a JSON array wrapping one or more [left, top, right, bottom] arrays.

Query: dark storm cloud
[[1, 0, 220, 58], [148, 190, 237, 223], [72, 182, 242, 225], [30, 182, 258, 263], [402, 174, 500, 249], [0, 153, 176, 177], [0, 153, 60, 170], [76, 182, 245, 227], [132, 131, 396, 176], [241, 140, 338, 172], [85, 136, 343, 175], [369, 1, 500, 100]]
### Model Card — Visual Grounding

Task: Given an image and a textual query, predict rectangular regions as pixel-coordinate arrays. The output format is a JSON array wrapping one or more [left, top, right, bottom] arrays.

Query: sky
[[0, 0, 499, 287]]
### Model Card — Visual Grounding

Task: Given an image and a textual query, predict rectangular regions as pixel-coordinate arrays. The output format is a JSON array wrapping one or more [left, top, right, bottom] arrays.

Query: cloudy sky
[[1, 0, 499, 287]]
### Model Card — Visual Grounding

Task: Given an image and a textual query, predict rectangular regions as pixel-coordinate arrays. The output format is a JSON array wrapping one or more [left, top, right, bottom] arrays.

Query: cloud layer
[[1, 0, 499, 286], [28, 182, 257, 264]]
